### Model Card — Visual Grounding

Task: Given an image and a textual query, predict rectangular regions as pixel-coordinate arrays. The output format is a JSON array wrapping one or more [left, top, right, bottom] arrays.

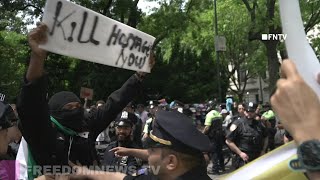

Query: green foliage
[[1, 0, 319, 105], [0, 31, 28, 102]]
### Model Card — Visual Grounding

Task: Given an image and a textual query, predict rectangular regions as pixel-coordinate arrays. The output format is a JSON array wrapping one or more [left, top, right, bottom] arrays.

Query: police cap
[[145, 110, 210, 155], [246, 102, 258, 112], [115, 111, 137, 127]]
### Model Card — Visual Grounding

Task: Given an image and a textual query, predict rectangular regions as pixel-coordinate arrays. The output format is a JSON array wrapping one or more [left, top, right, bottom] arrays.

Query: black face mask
[[54, 107, 86, 132]]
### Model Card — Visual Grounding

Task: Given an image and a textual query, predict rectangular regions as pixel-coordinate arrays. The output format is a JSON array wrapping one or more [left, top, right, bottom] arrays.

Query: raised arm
[[89, 54, 155, 140], [16, 23, 55, 166]]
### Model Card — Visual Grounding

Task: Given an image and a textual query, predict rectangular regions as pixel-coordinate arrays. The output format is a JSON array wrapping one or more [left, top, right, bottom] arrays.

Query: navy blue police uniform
[[227, 103, 268, 169]]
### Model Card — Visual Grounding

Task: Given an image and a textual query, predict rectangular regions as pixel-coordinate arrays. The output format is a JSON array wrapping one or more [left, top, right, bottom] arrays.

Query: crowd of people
[[0, 23, 320, 180]]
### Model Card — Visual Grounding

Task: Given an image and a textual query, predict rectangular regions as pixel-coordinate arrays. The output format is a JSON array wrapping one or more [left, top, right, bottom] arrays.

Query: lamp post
[[214, 0, 222, 103]]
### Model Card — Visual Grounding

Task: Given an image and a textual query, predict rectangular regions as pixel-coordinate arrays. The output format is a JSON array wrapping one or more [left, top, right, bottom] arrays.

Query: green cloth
[[27, 145, 37, 180], [262, 110, 275, 120], [204, 110, 222, 126], [50, 116, 78, 136], [27, 116, 78, 179]]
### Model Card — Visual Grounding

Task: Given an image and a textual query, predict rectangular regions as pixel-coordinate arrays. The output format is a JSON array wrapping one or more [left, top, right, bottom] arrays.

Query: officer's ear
[[161, 148, 179, 170], [165, 154, 178, 170]]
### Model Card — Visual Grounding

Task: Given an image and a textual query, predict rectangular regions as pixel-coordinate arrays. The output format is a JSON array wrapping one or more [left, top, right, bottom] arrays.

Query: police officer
[[63, 110, 211, 180], [226, 102, 268, 169], [103, 111, 142, 175], [203, 107, 225, 174]]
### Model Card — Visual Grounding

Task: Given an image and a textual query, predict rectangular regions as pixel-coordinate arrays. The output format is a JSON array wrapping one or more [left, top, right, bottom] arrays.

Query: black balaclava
[[48, 91, 86, 132]]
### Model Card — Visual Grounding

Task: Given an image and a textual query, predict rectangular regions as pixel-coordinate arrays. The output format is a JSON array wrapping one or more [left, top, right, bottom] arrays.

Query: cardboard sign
[[40, 0, 156, 72], [80, 87, 93, 100]]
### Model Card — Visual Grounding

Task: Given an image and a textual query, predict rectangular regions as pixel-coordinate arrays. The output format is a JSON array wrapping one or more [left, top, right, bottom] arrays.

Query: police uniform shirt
[[227, 118, 267, 153], [103, 141, 141, 173]]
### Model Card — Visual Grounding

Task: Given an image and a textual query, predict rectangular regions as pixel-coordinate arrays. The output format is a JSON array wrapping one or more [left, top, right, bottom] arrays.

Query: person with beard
[[226, 102, 268, 169], [16, 23, 155, 179], [103, 111, 142, 175]]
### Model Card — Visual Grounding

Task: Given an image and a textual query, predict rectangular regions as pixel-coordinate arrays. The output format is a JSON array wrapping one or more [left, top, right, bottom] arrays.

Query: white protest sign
[[80, 87, 93, 100], [40, 0, 155, 72], [279, 0, 320, 98]]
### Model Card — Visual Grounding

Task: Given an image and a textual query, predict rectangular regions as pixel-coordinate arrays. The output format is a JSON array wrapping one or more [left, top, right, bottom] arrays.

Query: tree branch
[[127, 0, 140, 27], [305, 11, 320, 32], [153, 33, 168, 48], [103, 0, 113, 16], [241, 0, 252, 12], [16, 4, 43, 14]]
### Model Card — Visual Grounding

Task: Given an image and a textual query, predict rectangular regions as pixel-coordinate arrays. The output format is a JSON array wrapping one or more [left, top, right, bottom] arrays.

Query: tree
[[240, 0, 320, 91], [0, 31, 28, 102], [216, 0, 267, 102]]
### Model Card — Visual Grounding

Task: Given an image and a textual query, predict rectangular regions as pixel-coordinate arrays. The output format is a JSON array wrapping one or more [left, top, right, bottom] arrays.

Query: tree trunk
[[238, 93, 244, 103], [265, 41, 280, 92]]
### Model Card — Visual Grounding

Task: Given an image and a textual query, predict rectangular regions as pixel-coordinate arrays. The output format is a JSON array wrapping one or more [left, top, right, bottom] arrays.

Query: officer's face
[[147, 148, 166, 175], [246, 111, 256, 119], [0, 129, 9, 155], [115, 126, 132, 141]]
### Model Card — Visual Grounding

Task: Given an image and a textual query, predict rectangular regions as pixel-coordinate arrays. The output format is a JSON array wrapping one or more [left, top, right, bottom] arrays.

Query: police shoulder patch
[[230, 124, 237, 132]]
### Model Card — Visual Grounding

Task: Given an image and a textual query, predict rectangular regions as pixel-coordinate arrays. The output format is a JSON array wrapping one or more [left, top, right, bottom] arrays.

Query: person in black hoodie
[[16, 23, 155, 178]]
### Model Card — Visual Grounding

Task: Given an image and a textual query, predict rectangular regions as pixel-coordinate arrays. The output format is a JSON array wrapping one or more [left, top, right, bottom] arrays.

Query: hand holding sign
[[277, 0, 320, 143], [271, 60, 320, 144], [27, 23, 49, 81], [136, 51, 156, 78], [28, 23, 48, 60]]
